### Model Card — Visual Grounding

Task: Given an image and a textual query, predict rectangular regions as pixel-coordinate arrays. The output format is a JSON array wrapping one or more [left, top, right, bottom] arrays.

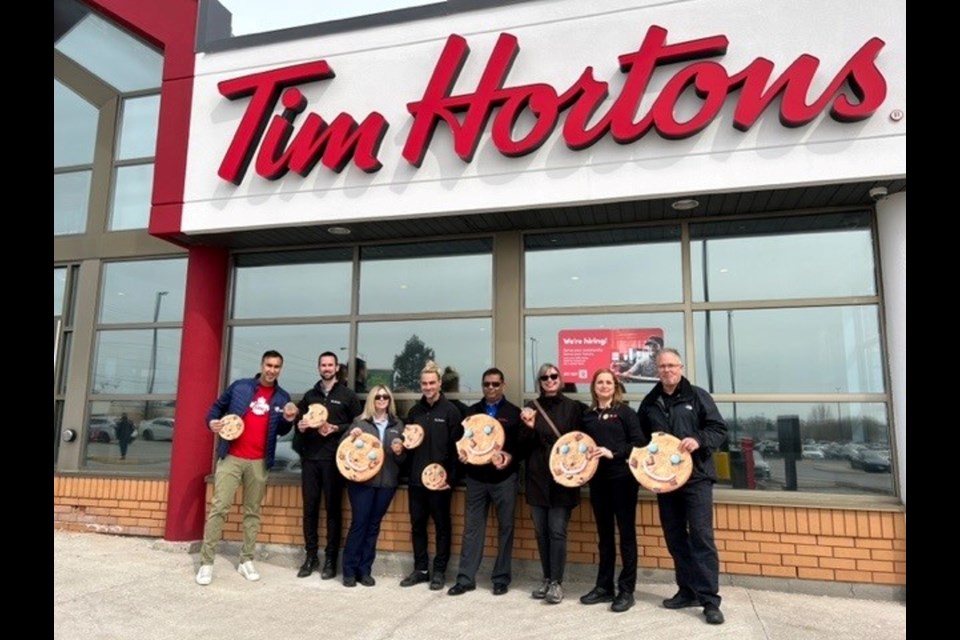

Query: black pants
[[408, 485, 452, 573], [589, 475, 639, 594], [657, 479, 721, 607], [456, 473, 518, 587], [529, 505, 572, 583], [300, 458, 343, 559], [342, 484, 396, 579]]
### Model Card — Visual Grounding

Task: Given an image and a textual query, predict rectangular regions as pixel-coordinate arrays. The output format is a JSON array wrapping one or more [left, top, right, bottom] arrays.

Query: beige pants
[[199, 455, 267, 565]]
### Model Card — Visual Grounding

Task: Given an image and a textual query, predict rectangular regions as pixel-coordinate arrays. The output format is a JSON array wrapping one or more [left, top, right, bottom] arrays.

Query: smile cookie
[[628, 432, 693, 493], [336, 432, 384, 482], [402, 423, 424, 450], [421, 463, 448, 490], [301, 403, 329, 428], [549, 431, 599, 487], [218, 414, 245, 441], [457, 415, 505, 465]]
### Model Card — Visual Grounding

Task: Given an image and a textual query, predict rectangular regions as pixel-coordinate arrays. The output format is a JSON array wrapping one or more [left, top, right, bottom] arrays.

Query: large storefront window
[[84, 259, 187, 471], [523, 212, 892, 496]]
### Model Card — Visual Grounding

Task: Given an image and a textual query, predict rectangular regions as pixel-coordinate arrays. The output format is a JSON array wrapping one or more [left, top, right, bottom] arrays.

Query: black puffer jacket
[[637, 377, 728, 483], [517, 394, 586, 508]]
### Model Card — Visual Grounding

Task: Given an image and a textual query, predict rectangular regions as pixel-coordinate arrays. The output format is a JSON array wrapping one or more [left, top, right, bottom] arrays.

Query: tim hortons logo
[[216, 26, 886, 184]]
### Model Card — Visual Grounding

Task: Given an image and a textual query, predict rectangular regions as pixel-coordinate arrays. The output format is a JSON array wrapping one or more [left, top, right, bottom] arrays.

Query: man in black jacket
[[447, 368, 522, 597], [293, 351, 362, 580], [638, 348, 728, 625]]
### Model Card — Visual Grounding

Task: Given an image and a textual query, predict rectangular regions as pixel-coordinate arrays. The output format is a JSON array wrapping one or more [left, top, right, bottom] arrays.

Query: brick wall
[[54, 476, 905, 586]]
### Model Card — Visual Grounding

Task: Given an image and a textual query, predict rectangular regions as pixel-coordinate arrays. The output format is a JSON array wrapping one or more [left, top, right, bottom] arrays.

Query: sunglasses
[[374, 394, 391, 400], [539, 373, 560, 381], [482, 381, 502, 388]]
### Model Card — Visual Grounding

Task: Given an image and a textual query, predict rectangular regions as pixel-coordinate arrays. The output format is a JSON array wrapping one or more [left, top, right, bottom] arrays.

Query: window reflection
[[92, 329, 182, 394], [691, 212, 876, 302], [712, 402, 893, 496], [360, 240, 491, 314], [117, 95, 160, 160], [525, 226, 682, 308], [100, 259, 187, 324], [109, 163, 154, 230], [228, 324, 350, 394], [525, 313, 684, 394], [83, 400, 176, 472], [54, 80, 97, 168], [358, 319, 492, 393], [54, 171, 91, 236], [233, 249, 352, 319], [694, 306, 885, 394]]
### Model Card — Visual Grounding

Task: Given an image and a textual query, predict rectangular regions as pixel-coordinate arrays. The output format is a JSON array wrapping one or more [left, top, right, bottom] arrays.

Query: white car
[[139, 417, 174, 441], [801, 444, 825, 460]]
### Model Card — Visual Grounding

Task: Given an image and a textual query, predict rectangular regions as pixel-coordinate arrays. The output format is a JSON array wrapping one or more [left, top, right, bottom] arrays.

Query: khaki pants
[[200, 455, 267, 565]]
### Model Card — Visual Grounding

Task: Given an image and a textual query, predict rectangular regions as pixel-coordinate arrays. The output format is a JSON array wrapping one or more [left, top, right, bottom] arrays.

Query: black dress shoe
[[429, 571, 446, 591], [297, 556, 319, 578], [359, 575, 376, 587], [321, 557, 337, 580], [343, 576, 357, 587], [580, 587, 615, 605], [704, 604, 725, 625], [400, 570, 430, 587], [492, 584, 509, 596], [447, 583, 475, 596], [611, 592, 635, 613], [663, 591, 700, 609]]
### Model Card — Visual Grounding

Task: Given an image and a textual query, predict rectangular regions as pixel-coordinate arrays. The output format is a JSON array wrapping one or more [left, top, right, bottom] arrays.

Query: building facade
[[54, 0, 906, 592]]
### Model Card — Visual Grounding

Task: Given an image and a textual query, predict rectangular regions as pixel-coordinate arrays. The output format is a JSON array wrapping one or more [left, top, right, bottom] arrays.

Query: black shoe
[[492, 584, 509, 596], [580, 586, 615, 605], [321, 557, 337, 580], [343, 576, 357, 587], [297, 556, 319, 578], [611, 592, 635, 613], [429, 571, 446, 591], [663, 591, 700, 609], [447, 583, 475, 596], [400, 570, 430, 587], [704, 604, 725, 625], [359, 575, 376, 587]]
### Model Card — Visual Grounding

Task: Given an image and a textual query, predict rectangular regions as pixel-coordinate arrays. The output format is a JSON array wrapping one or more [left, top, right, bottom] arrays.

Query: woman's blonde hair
[[360, 385, 397, 420]]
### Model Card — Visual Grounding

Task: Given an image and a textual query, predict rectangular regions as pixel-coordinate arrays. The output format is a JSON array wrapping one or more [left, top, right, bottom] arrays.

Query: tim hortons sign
[[216, 26, 887, 184]]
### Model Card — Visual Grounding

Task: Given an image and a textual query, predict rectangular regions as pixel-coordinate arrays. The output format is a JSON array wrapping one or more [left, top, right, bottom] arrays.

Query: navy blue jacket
[[206, 375, 294, 470]]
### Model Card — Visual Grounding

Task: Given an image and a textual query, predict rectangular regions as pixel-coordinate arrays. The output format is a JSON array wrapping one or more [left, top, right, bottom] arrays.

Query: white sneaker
[[237, 561, 261, 581], [196, 565, 213, 586]]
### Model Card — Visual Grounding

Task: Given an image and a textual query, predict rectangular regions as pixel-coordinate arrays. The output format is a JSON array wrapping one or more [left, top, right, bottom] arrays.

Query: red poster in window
[[558, 328, 665, 384]]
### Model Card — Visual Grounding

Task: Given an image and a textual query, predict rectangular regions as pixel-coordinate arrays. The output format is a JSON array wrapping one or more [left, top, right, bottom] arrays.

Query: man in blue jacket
[[638, 348, 728, 625], [195, 350, 298, 586]]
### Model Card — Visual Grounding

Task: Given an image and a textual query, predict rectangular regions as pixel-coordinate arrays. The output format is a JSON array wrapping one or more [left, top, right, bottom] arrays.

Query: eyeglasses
[[657, 364, 682, 370], [482, 381, 502, 388], [374, 394, 391, 400], [539, 373, 560, 381]]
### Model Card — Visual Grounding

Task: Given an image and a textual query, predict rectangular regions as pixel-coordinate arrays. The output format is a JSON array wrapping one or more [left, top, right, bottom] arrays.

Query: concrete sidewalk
[[54, 530, 905, 640]]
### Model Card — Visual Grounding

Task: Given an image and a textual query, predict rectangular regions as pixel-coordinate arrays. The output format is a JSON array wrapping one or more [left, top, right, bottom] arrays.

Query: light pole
[[529, 336, 539, 389], [146, 291, 169, 394]]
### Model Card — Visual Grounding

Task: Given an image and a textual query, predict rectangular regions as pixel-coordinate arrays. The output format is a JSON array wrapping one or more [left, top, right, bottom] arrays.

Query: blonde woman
[[340, 385, 406, 587]]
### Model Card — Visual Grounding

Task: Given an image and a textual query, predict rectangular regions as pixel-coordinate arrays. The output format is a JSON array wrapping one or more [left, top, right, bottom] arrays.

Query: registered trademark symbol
[[890, 109, 904, 122]]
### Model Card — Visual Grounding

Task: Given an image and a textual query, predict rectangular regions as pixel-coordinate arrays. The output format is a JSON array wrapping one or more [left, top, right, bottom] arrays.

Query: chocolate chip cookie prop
[[218, 414, 245, 441], [301, 403, 329, 428], [402, 423, 424, 450], [629, 432, 693, 493], [457, 414, 505, 465], [549, 431, 599, 487], [336, 432, 385, 482], [421, 463, 449, 490]]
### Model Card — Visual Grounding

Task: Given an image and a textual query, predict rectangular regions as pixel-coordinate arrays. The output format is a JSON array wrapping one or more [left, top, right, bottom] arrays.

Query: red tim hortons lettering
[[217, 61, 387, 184]]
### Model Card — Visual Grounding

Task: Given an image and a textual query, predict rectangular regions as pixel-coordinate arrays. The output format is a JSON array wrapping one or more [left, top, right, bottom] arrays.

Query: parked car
[[801, 444, 824, 460], [139, 417, 174, 441], [850, 450, 891, 473], [272, 435, 301, 473], [88, 416, 138, 443]]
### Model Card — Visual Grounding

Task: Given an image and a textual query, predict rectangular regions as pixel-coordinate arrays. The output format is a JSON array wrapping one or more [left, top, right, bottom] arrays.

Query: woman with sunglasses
[[340, 385, 406, 587], [518, 363, 586, 604], [579, 368, 648, 612]]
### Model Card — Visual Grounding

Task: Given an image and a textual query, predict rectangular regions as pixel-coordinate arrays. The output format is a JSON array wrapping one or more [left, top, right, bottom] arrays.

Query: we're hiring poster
[[558, 328, 665, 384]]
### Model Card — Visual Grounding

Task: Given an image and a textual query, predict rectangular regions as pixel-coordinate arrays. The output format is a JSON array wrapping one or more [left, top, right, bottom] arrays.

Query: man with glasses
[[447, 368, 522, 597], [637, 348, 728, 625]]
